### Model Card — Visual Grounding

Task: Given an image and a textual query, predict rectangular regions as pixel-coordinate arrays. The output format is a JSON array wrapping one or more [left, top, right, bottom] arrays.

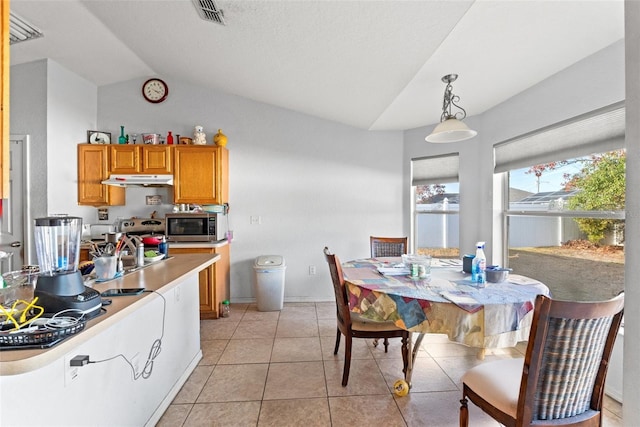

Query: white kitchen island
[[0, 253, 219, 426]]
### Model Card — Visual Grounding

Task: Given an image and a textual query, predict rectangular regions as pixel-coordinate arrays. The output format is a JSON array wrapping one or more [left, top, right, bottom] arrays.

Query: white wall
[[98, 79, 404, 302], [9, 60, 49, 222], [0, 271, 201, 426], [47, 60, 98, 217], [11, 59, 99, 262]]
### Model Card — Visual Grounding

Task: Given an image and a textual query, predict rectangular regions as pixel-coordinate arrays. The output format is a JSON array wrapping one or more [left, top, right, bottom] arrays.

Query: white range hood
[[101, 174, 174, 187]]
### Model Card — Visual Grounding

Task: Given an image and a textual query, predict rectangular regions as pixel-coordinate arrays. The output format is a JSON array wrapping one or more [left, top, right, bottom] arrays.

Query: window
[[497, 103, 625, 301], [412, 154, 459, 258]]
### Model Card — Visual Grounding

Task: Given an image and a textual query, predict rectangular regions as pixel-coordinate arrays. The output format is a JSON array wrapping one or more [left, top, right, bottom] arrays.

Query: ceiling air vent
[[192, 0, 226, 25], [9, 12, 44, 45]]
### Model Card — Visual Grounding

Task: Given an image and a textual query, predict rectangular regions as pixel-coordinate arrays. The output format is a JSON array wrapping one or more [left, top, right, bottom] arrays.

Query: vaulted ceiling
[[10, 0, 624, 131]]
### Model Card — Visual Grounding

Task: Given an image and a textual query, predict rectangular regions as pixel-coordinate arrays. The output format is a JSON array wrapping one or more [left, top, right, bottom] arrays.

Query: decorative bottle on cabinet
[[119, 126, 127, 144], [213, 129, 228, 147], [471, 242, 486, 286], [167, 131, 174, 145]]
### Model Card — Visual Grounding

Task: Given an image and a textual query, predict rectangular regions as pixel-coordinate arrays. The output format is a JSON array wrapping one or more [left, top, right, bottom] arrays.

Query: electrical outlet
[[309, 265, 316, 275], [250, 215, 262, 225], [64, 354, 80, 386]]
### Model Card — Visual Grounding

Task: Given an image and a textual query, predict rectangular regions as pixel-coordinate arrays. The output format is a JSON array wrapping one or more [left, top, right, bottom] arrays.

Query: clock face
[[89, 131, 111, 144], [142, 78, 168, 103]]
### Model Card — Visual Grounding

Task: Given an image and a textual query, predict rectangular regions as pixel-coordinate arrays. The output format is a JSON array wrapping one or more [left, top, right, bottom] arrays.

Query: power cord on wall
[[84, 290, 166, 380]]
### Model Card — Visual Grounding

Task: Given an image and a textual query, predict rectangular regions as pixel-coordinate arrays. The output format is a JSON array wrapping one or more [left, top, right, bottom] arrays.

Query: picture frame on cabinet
[[87, 130, 112, 144]]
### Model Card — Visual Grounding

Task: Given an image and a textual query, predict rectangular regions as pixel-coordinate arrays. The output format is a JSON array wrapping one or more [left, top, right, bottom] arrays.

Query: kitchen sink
[[85, 256, 172, 286]]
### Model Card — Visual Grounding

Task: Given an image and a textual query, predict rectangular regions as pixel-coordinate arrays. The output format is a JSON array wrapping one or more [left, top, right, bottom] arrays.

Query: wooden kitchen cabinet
[[173, 146, 228, 204], [110, 145, 172, 174], [168, 243, 230, 319], [77, 144, 125, 206]]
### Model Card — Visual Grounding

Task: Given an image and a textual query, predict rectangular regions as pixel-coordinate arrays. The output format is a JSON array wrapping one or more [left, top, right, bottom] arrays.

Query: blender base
[[35, 271, 102, 315]]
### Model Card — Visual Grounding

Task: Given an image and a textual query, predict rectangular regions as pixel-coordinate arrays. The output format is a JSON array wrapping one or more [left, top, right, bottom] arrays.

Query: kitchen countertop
[[0, 253, 219, 374]]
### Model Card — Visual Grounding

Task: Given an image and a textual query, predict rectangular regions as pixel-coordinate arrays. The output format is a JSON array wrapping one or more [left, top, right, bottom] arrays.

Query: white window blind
[[494, 102, 625, 173], [411, 153, 459, 186]]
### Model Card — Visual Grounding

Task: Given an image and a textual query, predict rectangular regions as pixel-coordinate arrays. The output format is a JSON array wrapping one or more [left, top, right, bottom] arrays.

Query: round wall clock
[[142, 78, 169, 103], [88, 131, 111, 144]]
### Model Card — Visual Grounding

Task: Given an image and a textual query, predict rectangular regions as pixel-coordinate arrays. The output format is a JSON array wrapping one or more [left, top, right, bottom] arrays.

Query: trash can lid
[[255, 255, 285, 268]]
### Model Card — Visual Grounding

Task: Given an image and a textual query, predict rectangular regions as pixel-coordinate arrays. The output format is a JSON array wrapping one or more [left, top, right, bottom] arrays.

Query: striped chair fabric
[[460, 293, 624, 427], [534, 316, 612, 420]]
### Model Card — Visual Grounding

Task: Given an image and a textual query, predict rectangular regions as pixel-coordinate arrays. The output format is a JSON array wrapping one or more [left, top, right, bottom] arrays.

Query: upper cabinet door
[[173, 146, 228, 204], [142, 145, 172, 174], [110, 145, 172, 174], [110, 145, 141, 174], [77, 144, 125, 206]]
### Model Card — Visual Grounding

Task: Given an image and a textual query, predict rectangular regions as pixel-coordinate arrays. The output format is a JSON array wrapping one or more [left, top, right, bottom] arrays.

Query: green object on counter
[[144, 250, 158, 257]]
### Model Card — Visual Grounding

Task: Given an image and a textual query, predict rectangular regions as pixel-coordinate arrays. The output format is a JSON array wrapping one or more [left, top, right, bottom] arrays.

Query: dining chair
[[368, 236, 408, 351], [369, 236, 408, 258], [323, 247, 410, 386], [460, 293, 624, 427]]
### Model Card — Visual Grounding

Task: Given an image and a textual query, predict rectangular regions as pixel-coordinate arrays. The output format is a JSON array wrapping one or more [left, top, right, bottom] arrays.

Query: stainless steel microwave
[[165, 213, 228, 242]]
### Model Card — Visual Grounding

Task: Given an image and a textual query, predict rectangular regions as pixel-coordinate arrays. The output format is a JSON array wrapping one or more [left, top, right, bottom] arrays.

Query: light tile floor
[[158, 302, 623, 427]]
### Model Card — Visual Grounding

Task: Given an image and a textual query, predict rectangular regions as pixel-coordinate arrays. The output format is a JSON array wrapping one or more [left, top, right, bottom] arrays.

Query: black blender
[[33, 216, 102, 316]]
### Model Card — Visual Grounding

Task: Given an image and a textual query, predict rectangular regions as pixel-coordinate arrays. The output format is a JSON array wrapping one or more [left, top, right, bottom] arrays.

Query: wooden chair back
[[323, 247, 352, 334], [369, 236, 408, 257], [519, 293, 624, 424]]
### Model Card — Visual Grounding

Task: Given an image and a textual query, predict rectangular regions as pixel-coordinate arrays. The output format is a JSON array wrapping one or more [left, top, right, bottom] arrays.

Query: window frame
[[412, 153, 460, 256], [498, 103, 626, 265]]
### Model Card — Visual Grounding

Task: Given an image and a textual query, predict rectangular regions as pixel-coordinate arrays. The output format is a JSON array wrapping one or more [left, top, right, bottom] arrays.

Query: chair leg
[[383, 338, 389, 353], [400, 334, 409, 378], [459, 397, 469, 427], [342, 336, 352, 387], [373, 338, 379, 347], [334, 328, 341, 355]]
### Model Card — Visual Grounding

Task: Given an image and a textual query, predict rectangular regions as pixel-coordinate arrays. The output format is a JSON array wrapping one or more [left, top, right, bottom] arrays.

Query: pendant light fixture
[[425, 74, 477, 143]]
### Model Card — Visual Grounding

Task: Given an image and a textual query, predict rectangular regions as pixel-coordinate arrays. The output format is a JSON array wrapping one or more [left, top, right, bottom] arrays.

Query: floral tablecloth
[[343, 257, 550, 348]]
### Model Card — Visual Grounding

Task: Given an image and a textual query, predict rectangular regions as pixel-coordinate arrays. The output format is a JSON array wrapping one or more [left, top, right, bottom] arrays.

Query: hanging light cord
[[440, 77, 468, 122]]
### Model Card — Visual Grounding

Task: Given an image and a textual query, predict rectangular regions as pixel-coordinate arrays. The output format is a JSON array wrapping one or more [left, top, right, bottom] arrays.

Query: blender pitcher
[[33, 216, 103, 315], [34, 216, 82, 275]]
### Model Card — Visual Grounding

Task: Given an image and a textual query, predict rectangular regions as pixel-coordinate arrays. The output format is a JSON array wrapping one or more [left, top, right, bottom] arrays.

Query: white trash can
[[253, 255, 286, 311]]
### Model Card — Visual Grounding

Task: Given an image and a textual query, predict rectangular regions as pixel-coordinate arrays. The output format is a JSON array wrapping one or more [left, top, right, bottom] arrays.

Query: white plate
[[144, 253, 165, 263], [377, 267, 410, 276]]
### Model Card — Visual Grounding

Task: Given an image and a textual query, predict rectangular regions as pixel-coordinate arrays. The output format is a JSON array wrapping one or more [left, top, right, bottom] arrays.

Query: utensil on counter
[[104, 232, 123, 244]]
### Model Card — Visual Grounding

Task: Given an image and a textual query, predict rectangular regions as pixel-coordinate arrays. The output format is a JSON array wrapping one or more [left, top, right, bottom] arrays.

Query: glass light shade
[[425, 118, 477, 143]]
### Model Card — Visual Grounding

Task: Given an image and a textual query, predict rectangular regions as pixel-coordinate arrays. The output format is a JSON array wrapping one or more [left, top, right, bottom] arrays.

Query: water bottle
[[158, 236, 168, 257], [471, 242, 486, 286], [136, 243, 145, 267]]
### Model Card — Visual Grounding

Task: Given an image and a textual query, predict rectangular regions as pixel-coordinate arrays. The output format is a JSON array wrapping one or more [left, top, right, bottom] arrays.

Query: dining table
[[341, 257, 550, 388]]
